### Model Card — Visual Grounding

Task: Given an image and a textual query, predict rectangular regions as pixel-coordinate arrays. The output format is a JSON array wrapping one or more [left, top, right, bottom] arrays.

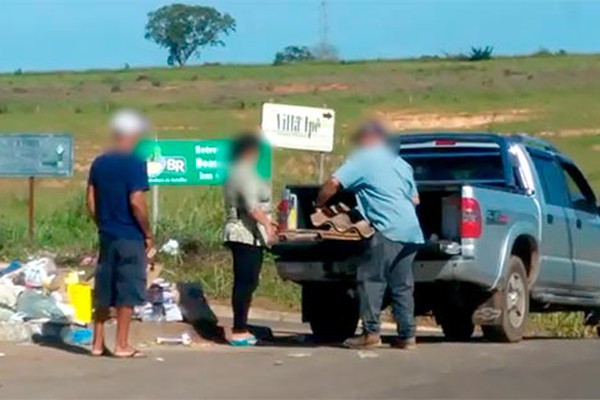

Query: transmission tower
[[319, 0, 329, 51], [317, 0, 333, 60]]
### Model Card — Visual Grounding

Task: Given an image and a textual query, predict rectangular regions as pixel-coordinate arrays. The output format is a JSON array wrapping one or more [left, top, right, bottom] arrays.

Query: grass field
[[1, 54, 600, 333]]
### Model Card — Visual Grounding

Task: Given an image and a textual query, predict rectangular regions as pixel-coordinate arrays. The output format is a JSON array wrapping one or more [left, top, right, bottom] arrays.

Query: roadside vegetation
[[1, 53, 600, 335]]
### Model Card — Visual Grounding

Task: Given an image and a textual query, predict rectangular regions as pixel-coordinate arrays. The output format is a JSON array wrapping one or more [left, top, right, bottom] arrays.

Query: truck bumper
[[277, 257, 492, 287]]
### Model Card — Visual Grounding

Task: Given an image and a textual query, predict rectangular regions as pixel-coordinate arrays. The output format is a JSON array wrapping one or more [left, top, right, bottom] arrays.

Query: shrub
[[13, 68, 23, 76], [273, 45, 315, 66], [101, 77, 122, 92], [110, 82, 122, 92], [468, 46, 494, 61], [533, 47, 553, 57]]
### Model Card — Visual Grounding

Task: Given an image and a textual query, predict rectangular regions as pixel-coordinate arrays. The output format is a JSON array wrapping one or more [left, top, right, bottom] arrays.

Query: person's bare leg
[[92, 307, 110, 355], [114, 306, 136, 355]]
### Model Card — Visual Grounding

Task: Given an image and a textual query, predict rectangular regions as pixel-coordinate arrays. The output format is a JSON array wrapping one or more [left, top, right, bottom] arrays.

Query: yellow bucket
[[68, 283, 92, 324]]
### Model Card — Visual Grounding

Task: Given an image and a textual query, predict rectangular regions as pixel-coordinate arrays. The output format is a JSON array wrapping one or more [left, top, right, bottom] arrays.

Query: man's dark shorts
[[95, 233, 147, 308]]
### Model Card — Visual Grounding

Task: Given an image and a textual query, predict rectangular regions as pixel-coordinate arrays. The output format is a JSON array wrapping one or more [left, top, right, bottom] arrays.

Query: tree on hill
[[145, 3, 236, 67], [273, 45, 315, 65]]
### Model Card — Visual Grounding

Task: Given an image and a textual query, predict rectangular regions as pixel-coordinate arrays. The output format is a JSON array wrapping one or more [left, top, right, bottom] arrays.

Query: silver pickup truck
[[272, 133, 600, 343]]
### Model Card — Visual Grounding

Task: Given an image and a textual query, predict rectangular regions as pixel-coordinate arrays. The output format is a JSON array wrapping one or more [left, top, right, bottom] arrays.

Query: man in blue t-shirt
[[316, 120, 424, 350], [86, 110, 152, 358]]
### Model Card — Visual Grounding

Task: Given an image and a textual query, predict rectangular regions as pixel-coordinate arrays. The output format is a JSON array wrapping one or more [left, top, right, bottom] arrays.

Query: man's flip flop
[[113, 350, 147, 359]]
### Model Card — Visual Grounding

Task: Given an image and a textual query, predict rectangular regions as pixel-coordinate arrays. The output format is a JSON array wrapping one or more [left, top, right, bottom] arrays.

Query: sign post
[[261, 103, 335, 182], [318, 153, 326, 182], [151, 185, 159, 236], [28, 176, 35, 242], [0, 134, 73, 243]]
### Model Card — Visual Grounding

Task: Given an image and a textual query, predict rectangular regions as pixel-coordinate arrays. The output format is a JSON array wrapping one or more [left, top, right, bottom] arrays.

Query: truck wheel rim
[[506, 273, 526, 328]]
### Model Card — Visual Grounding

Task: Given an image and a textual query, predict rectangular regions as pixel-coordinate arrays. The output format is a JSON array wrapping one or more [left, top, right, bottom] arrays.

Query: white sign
[[261, 103, 335, 153]]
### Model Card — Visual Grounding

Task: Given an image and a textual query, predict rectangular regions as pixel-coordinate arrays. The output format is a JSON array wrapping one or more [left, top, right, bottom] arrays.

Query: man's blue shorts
[[94, 233, 147, 308]]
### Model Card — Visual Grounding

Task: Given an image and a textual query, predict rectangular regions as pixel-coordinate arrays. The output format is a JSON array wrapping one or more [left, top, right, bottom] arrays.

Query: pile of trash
[[0, 257, 92, 343], [0, 240, 215, 345]]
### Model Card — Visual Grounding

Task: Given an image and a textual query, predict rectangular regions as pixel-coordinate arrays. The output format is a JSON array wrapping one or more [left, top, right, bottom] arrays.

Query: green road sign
[[135, 139, 271, 186], [0, 134, 73, 177]]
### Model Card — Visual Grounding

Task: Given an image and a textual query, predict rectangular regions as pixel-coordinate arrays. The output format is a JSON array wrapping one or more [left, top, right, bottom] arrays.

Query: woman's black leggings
[[228, 242, 264, 332]]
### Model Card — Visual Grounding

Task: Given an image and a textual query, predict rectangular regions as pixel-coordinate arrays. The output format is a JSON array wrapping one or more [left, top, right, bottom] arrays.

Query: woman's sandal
[[229, 335, 258, 347]]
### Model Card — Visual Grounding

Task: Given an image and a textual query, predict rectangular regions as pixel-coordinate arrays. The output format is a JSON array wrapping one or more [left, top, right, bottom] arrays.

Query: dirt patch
[[270, 82, 349, 95], [539, 129, 600, 137], [377, 109, 532, 130], [40, 179, 70, 189], [74, 163, 90, 173]]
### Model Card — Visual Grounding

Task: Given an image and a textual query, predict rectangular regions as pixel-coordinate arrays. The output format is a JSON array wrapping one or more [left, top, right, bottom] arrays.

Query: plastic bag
[[16, 289, 68, 322]]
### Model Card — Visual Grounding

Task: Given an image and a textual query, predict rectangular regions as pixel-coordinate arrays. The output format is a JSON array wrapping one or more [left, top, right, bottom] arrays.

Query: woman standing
[[223, 134, 275, 346]]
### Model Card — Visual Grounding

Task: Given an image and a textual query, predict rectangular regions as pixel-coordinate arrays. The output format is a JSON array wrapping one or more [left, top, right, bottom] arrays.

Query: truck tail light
[[461, 197, 482, 239]]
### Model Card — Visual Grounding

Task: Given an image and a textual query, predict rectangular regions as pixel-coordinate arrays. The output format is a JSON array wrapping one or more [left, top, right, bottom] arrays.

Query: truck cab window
[[560, 162, 597, 212], [530, 154, 568, 207]]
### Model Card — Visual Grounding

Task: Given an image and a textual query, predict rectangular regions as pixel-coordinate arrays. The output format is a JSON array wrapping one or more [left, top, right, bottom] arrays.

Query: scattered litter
[[65, 327, 93, 345], [0, 307, 15, 322], [16, 289, 68, 322], [156, 333, 192, 346], [0, 261, 23, 278], [287, 352, 312, 358], [176, 282, 218, 326], [273, 360, 283, 366], [155, 357, 165, 362], [357, 351, 379, 359], [0, 278, 23, 309], [135, 280, 183, 322], [0, 321, 33, 342], [160, 239, 180, 256], [23, 258, 57, 288], [79, 255, 96, 267], [23, 263, 48, 289]]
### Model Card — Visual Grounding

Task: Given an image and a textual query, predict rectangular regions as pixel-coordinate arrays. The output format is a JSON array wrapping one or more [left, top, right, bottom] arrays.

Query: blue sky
[[0, 0, 598, 72]]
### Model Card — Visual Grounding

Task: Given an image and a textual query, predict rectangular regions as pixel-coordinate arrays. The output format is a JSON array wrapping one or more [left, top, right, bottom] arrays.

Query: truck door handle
[[547, 214, 554, 224], [576, 219, 582, 229]]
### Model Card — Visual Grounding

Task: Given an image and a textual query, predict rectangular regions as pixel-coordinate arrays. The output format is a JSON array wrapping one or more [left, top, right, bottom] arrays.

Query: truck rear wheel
[[303, 283, 359, 343], [438, 310, 475, 342], [434, 284, 476, 342], [482, 256, 529, 343]]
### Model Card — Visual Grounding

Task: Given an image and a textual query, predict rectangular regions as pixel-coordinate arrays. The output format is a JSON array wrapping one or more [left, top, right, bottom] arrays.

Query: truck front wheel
[[482, 256, 529, 343], [303, 283, 359, 343]]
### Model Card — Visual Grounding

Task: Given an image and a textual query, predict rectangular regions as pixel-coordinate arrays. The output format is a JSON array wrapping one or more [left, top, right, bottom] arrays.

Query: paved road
[[1, 321, 599, 399]]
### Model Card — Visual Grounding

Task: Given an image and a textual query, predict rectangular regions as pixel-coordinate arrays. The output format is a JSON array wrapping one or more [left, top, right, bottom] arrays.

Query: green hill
[[1, 54, 600, 317]]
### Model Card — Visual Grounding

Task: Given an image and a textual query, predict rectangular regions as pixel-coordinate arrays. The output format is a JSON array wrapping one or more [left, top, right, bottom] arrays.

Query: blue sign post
[[0, 134, 74, 241]]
